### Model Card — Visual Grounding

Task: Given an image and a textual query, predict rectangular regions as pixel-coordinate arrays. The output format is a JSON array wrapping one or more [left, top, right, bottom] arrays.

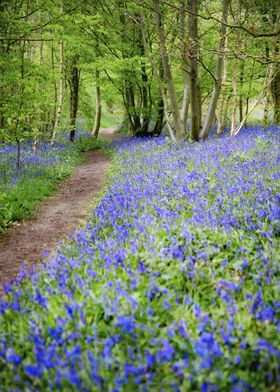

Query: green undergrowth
[[0, 135, 112, 234], [75, 135, 110, 153]]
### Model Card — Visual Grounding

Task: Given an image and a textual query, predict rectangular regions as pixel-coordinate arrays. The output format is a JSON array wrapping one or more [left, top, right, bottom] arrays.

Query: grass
[[0, 132, 111, 234]]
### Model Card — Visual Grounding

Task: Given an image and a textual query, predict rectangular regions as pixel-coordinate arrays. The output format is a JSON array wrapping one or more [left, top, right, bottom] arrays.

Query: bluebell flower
[[24, 364, 42, 378], [6, 348, 22, 366]]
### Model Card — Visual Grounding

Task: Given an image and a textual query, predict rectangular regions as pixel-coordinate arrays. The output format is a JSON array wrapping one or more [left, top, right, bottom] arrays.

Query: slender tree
[[200, 0, 230, 139], [154, 0, 184, 139], [179, 0, 190, 132], [52, 39, 64, 143], [68, 54, 80, 141], [92, 69, 102, 138], [188, 0, 200, 141]]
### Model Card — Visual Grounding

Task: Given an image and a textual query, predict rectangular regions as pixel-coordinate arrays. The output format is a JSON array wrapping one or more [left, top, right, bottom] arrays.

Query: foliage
[[0, 126, 279, 391], [74, 134, 110, 152], [0, 131, 106, 233]]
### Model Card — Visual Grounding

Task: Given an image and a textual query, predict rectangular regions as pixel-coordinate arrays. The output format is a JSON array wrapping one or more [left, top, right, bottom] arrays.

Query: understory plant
[[0, 126, 279, 391], [0, 132, 109, 232]]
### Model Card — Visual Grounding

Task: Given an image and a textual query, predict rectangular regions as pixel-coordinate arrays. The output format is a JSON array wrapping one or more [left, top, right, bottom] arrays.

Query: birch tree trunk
[[154, 0, 184, 139], [92, 69, 102, 139], [51, 40, 64, 143], [188, 0, 200, 141], [200, 0, 230, 139]]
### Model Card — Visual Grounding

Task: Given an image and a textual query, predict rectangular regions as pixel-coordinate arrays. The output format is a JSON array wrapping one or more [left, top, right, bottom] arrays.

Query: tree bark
[[52, 40, 64, 143], [188, 0, 200, 141], [245, 59, 255, 127], [152, 96, 164, 136], [264, 45, 272, 128], [126, 82, 141, 134], [139, 11, 165, 137], [230, 56, 238, 135], [154, 0, 184, 139], [200, 0, 230, 139], [51, 37, 58, 131], [216, 37, 228, 134], [135, 20, 150, 136], [271, 44, 280, 124], [92, 69, 102, 139], [34, 33, 44, 154], [69, 54, 80, 142], [15, 39, 26, 170], [239, 58, 245, 123], [179, 0, 190, 132]]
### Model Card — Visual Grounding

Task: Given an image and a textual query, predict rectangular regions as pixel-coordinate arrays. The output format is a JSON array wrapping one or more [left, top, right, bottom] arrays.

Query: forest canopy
[[0, 0, 279, 145]]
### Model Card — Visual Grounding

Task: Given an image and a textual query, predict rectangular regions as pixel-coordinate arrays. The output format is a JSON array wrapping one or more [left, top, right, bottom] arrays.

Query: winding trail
[[0, 127, 117, 290]]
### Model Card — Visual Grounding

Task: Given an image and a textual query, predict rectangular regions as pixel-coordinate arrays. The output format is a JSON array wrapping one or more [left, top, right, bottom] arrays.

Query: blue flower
[[6, 348, 22, 365], [24, 364, 43, 378], [115, 316, 135, 334]]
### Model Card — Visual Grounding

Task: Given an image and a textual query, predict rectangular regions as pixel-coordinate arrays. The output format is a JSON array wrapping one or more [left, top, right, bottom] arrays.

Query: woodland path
[[0, 127, 117, 291]]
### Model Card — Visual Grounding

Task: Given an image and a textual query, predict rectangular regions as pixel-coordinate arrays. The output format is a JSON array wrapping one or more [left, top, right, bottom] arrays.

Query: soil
[[0, 127, 118, 291]]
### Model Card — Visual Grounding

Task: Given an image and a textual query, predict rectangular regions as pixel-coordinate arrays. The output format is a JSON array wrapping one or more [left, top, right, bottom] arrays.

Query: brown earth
[[0, 127, 118, 291]]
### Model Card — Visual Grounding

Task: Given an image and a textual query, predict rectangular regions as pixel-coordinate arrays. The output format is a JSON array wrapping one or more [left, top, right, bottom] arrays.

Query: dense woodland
[[0, 0, 279, 146], [1, 1, 280, 391]]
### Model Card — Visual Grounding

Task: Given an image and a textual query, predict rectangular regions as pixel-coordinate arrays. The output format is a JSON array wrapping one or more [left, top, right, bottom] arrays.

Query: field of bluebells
[[0, 132, 107, 232], [0, 126, 280, 391]]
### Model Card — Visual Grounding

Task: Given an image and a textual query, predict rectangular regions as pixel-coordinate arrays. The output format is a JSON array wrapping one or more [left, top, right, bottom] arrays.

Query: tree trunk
[[39, 34, 44, 65], [271, 44, 280, 124], [188, 0, 200, 141], [92, 69, 102, 139], [154, 0, 184, 139], [239, 59, 245, 123], [14, 39, 26, 170], [34, 34, 44, 154], [126, 82, 141, 134], [179, 0, 190, 132], [264, 45, 272, 128], [216, 38, 228, 135], [200, 0, 230, 139], [0, 37, 5, 131], [152, 64, 165, 136], [69, 54, 79, 142], [139, 62, 150, 134], [33, 128, 39, 154], [230, 57, 238, 135], [232, 65, 278, 136], [223, 95, 231, 129], [245, 59, 256, 127], [152, 97, 164, 136], [136, 22, 150, 136], [51, 38, 58, 131], [139, 11, 165, 137], [52, 40, 64, 143]]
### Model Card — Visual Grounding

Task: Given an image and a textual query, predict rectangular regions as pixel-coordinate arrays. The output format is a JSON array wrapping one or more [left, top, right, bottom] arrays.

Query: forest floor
[[0, 127, 117, 290]]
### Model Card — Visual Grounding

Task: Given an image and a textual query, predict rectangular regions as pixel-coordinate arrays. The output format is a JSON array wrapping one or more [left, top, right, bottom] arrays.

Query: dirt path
[[0, 127, 118, 290]]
